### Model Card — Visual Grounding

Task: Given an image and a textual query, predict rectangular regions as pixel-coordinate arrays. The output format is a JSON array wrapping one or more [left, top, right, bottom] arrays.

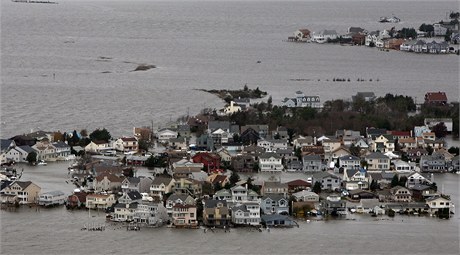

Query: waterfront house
[[118, 190, 143, 204], [406, 172, 433, 189], [93, 172, 123, 193], [113, 137, 138, 152], [384, 38, 405, 50], [390, 186, 412, 202], [262, 181, 288, 197], [38, 190, 66, 206], [231, 202, 261, 226], [393, 160, 416, 174], [0, 181, 41, 205], [165, 194, 195, 217], [365, 30, 379, 46], [156, 128, 178, 143], [311, 172, 341, 191], [66, 191, 87, 209], [282, 91, 321, 108], [86, 194, 115, 209], [51, 141, 71, 160], [410, 184, 436, 201], [302, 154, 322, 172], [286, 179, 311, 194], [5, 145, 34, 163], [355, 199, 382, 214], [203, 199, 231, 227], [312, 29, 338, 43], [1, 139, 16, 162], [292, 190, 319, 202], [424, 92, 448, 105], [321, 195, 347, 216], [149, 176, 175, 199], [294, 29, 311, 42], [420, 154, 446, 173], [365, 152, 390, 171], [32, 141, 57, 161], [259, 152, 284, 172], [230, 185, 260, 204], [426, 196, 452, 216], [172, 204, 198, 228], [84, 140, 110, 153], [113, 203, 138, 222], [261, 195, 289, 215], [134, 201, 168, 226], [192, 152, 221, 173], [261, 214, 297, 227]]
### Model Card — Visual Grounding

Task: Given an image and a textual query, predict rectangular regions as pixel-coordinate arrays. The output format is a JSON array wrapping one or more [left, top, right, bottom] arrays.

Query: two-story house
[[203, 199, 231, 227], [86, 194, 116, 209], [342, 168, 370, 190], [365, 152, 390, 171], [390, 186, 412, 202], [231, 203, 261, 226], [0, 181, 41, 205], [165, 194, 195, 217], [150, 177, 175, 199], [259, 152, 284, 172], [260, 195, 289, 215], [114, 137, 138, 152], [302, 154, 322, 172], [172, 204, 198, 228]]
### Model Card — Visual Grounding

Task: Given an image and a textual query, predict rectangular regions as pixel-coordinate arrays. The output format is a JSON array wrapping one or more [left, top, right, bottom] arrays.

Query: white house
[[223, 101, 242, 115], [257, 138, 288, 152], [312, 30, 338, 43], [426, 196, 452, 216], [5, 145, 34, 163], [38, 190, 66, 206], [84, 140, 111, 153], [32, 141, 57, 161], [156, 129, 178, 143], [231, 202, 261, 226], [113, 137, 138, 152], [259, 152, 284, 172]]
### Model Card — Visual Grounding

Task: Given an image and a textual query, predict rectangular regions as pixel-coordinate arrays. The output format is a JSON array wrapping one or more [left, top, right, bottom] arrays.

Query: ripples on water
[[1, 0, 459, 138]]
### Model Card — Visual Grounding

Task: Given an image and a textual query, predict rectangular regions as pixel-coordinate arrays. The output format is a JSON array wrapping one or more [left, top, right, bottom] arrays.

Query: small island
[[197, 85, 267, 102]]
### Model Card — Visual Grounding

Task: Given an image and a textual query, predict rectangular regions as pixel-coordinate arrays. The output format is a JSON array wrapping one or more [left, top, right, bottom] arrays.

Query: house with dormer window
[[261, 195, 289, 215]]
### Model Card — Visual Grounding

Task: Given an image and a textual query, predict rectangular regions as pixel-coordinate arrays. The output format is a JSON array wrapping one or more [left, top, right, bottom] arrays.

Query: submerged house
[[38, 190, 66, 207]]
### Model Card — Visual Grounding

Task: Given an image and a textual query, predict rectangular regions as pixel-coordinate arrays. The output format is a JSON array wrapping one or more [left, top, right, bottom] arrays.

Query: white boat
[[37, 160, 47, 166], [379, 16, 400, 23]]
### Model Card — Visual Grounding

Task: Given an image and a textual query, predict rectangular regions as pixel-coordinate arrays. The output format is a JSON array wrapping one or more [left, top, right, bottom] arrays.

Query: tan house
[[390, 186, 412, 202], [150, 177, 175, 199], [32, 141, 57, 161], [203, 199, 231, 227], [172, 204, 198, 228], [93, 172, 124, 192], [86, 194, 116, 209], [0, 181, 41, 204]]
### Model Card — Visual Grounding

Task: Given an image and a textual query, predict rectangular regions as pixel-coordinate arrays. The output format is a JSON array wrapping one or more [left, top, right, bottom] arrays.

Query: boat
[[379, 16, 400, 23], [37, 160, 47, 166]]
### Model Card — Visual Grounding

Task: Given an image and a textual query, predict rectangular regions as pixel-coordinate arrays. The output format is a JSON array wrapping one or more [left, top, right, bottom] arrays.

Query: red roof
[[390, 131, 411, 137], [425, 92, 447, 103], [287, 179, 311, 187]]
